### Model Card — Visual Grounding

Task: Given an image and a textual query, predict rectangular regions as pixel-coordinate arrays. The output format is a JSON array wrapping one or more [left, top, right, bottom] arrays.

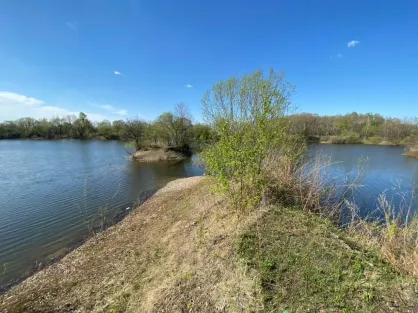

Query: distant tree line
[[3, 108, 417, 148], [289, 112, 418, 144], [0, 103, 214, 151]]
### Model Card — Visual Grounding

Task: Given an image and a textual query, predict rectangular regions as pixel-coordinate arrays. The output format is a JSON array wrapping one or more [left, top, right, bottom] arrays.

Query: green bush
[[329, 132, 362, 144], [342, 131, 362, 144], [329, 136, 346, 144], [401, 135, 418, 146], [201, 69, 303, 209], [364, 136, 382, 144]]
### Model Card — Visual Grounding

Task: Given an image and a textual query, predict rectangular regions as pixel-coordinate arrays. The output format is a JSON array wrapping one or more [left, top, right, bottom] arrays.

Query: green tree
[[96, 120, 113, 139], [34, 118, 54, 139], [189, 123, 214, 147], [202, 69, 297, 209], [73, 112, 94, 139], [155, 112, 176, 146], [125, 117, 147, 151], [112, 120, 127, 140], [16, 117, 36, 138], [154, 103, 193, 148], [51, 116, 65, 138], [144, 122, 161, 146]]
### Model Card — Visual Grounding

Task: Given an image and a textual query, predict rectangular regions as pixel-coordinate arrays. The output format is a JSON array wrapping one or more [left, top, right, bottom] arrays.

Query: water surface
[[0, 140, 202, 287], [1, 141, 418, 288], [309, 144, 418, 218]]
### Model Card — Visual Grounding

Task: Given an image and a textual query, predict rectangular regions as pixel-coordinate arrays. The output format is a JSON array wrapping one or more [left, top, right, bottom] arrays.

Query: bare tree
[[173, 102, 192, 147]]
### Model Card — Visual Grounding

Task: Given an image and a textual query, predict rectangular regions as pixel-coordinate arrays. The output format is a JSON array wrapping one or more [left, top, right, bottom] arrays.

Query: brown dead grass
[[132, 149, 187, 162], [2, 176, 418, 313], [404, 147, 418, 158], [348, 214, 418, 279], [0, 177, 261, 313]]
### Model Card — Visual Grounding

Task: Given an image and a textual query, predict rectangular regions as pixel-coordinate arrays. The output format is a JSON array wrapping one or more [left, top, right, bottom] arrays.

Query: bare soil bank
[[131, 148, 190, 162], [405, 147, 418, 158]]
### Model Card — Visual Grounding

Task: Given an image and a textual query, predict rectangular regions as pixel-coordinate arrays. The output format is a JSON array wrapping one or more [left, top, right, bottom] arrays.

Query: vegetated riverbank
[[318, 135, 403, 146], [2, 177, 418, 312]]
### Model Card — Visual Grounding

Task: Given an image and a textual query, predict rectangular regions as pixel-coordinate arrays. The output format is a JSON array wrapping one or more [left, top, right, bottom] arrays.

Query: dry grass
[[404, 147, 418, 158], [131, 149, 187, 162], [268, 152, 418, 282], [266, 153, 359, 222], [0, 177, 262, 313], [2, 176, 418, 312], [346, 192, 418, 279]]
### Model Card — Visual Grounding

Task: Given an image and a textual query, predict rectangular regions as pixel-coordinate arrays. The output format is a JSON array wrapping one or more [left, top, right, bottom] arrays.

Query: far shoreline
[[307, 135, 406, 147]]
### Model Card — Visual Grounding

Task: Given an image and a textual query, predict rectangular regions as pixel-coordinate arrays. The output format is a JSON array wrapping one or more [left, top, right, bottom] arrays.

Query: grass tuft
[[238, 206, 418, 312]]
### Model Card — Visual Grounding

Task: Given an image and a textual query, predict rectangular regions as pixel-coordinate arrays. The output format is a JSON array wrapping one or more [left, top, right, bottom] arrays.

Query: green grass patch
[[238, 206, 417, 312]]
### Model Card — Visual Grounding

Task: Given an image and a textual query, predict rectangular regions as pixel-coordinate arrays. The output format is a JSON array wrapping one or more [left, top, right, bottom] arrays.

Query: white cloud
[[348, 40, 360, 48], [115, 109, 128, 115], [100, 104, 128, 115], [0, 91, 69, 120], [66, 21, 78, 30], [185, 84, 193, 88], [0, 91, 113, 122], [101, 104, 115, 111], [0, 91, 44, 106], [114, 71, 123, 75], [88, 102, 128, 116]]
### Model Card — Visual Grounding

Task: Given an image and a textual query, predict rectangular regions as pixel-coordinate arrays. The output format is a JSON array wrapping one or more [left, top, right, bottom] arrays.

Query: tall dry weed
[[347, 189, 418, 277]]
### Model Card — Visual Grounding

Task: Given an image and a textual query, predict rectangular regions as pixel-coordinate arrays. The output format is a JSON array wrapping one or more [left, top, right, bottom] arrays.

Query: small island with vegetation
[[124, 103, 208, 162], [404, 145, 418, 158], [0, 103, 214, 162]]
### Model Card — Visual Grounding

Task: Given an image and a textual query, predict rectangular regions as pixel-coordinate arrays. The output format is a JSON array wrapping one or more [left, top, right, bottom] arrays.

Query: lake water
[[309, 144, 418, 218], [1, 141, 418, 289], [0, 140, 203, 288]]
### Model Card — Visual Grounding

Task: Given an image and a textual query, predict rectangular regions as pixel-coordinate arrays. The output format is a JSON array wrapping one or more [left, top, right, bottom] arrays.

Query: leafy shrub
[[329, 132, 362, 144], [201, 69, 303, 209], [364, 136, 382, 144]]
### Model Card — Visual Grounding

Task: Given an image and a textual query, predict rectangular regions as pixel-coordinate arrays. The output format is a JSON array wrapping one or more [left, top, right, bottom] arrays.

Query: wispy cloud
[[99, 104, 127, 115], [185, 84, 193, 88], [330, 53, 342, 59], [348, 40, 360, 48], [88, 102, 128, 116], [0, 91, 111, 122], [115, 109, 128, 115], [66, 21, 78, 30], [114, 71, 123, 76], [101, 104, 115, 111]]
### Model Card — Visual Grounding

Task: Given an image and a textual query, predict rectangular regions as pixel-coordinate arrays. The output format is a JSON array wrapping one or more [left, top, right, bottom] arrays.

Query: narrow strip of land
[[1, 177, 417, 312]]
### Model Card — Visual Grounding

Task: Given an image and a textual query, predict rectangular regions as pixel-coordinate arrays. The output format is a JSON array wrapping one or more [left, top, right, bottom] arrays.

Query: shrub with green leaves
[[201, 69, 301, 209]]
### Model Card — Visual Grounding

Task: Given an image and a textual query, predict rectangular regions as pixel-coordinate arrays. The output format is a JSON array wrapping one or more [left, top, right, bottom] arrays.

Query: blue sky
[[0, 0, 417, 122]]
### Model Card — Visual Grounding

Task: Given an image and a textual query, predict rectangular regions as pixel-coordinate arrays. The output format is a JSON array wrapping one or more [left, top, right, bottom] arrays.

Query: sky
[[0, 0, 417, 122]]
